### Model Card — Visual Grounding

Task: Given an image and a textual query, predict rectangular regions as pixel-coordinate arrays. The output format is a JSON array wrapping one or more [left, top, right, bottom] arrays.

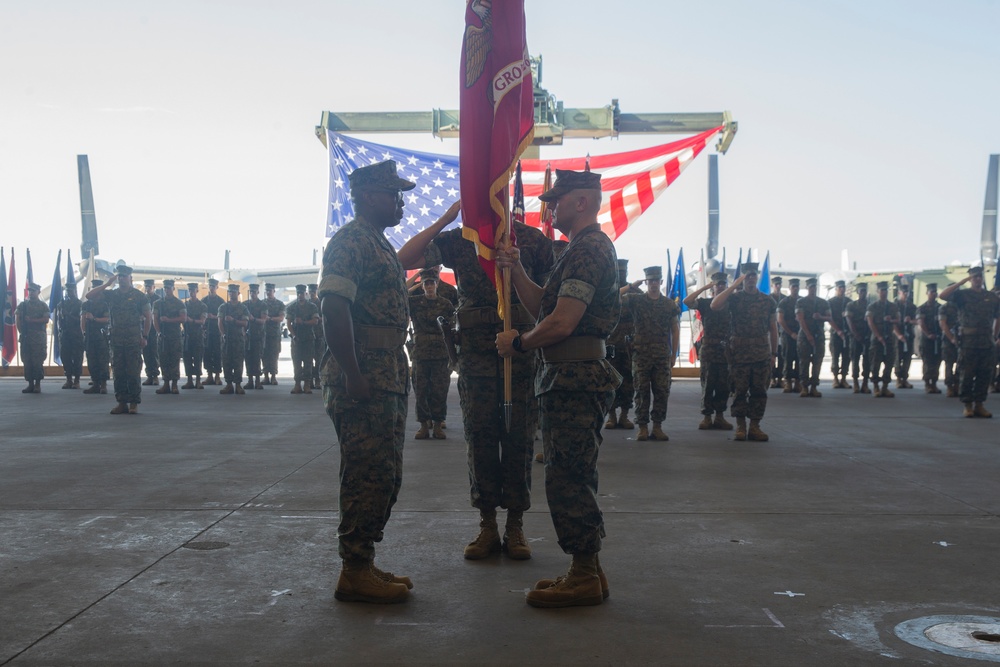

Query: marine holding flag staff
[[496, 169, 621, 609]]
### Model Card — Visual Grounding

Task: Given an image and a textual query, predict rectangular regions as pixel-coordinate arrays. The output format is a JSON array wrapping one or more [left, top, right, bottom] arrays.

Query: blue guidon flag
[[326, 131, 463, 249]]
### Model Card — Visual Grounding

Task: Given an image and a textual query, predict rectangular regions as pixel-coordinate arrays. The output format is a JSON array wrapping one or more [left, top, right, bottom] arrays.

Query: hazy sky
[[2, 0, 999, 285]]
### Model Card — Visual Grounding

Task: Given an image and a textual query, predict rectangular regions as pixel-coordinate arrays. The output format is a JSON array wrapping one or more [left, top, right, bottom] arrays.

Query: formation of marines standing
[[407, 267, 454, 440]]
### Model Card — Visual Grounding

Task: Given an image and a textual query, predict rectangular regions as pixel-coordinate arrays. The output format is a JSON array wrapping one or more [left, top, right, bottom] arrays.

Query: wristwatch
[[512, 335, 526, 353]]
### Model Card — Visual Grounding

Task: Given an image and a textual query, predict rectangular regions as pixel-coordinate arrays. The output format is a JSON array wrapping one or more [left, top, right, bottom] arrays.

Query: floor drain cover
[[895, 615, 1000, 662], [182, 541, 230, 550]]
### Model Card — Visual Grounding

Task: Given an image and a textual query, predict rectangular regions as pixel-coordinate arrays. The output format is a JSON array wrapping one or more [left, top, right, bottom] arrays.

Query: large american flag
[[326, 126, 722, 248]]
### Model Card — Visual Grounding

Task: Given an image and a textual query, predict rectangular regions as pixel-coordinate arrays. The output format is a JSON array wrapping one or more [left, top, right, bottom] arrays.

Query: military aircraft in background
[[74, 155, 321, 296]]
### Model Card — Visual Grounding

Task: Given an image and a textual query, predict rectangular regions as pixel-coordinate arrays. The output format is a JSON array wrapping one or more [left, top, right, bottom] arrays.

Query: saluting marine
[[623, 265, 680, 441], [407, 268, 455, 439], [684, 271, 732, 429]]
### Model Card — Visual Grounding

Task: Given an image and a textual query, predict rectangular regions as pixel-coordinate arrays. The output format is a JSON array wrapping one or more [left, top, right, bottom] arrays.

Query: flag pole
[[502, 194, 513, 432]]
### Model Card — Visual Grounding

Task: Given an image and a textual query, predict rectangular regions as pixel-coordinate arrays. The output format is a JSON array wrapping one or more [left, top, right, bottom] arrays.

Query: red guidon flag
[[459, 0, 534, 300]]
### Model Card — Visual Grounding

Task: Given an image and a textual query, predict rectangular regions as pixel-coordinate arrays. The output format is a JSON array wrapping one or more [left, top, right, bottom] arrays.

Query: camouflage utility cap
[[208, 278, 219, 286], [876, 281, 889, 290], [644, 266, 663, 280], [968, 266, 984, 276], [742, 262, 759, 275], [538, 169, 602, 202], [264, 282, 276, 290], [187, 282, 199, 290], [27, 282, 41, 291], [835, 280, 846, 288], [349, 159, 416, 193], [805, 277, 818, 287], [162, 279, 175, 288], [926, 283, 938, 291], [249, 284, 260, 292], [295, 284, 306, 293], [788, 278, 800, 287], [116, 265, 134, 276], [227, 284, 239, 293], [144, 279, 155, 287], [711, 271, 728, 284]]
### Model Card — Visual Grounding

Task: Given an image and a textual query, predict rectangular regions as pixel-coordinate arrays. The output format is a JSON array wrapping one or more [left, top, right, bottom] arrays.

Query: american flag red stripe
[[515, 126, 721, 240]]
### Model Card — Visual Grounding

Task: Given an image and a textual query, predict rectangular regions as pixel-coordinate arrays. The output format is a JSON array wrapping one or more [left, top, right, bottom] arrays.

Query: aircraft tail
[[706, 155, 719, 260], [981, 154, 998, 264], [78, 155, 99, 259]]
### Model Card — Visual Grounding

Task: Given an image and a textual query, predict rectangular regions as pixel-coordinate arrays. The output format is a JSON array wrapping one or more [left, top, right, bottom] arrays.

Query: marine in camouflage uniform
[[57, 280, 85, 389], [286, 284, 320, 394], [684, 272, 732, 429], [939, 297, 960, 397], [81, 279, 111, 394], [152, 279, 187, 394], [939, 266, 1000, 417], [894, 284, 917, 389], [243, 283, 267, 390], [14, 282, 50, 393], [262, 282, 285, 385], [321, 159, 414, 604], [844, 283, 872, 393], [86, 265, 152, 414], [769, 276, 784, 388], [622, 265, 680, 441], [826, 280, 851, 389], [711, 263, 778, 442], [141, 279, 160, 385], [182, 282, 207, 389], [865, 281, 904, 398], [201, 279, 225, 385], [917, 283, 943, 394], [496, 169, 621, 609], [606, 259, 638, 429], [218, 284, 250, 395], [795, 277, 834, 397], [400, 208, 551, 561], [309, 283, 325, 390], [776, 279, 801, 392], [407, 268, 455, 439]]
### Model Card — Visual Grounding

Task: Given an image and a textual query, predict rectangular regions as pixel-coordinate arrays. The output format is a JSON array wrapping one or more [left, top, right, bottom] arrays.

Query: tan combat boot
[[99, 381, 108, 394], [432, 422, 446, 439], [618, 411, 634, 429], [928, 382, 941, 394], [110, 402, 128, 414], [963, 402, 975, 418], [525, 553, 604, 608], [604, 409, 619, 430], [72, 377, 81, 389], [973, 402, 993, 418], [155, 384, 170, 394], [61, 378, 74, 389], [171, 380, 179, 394], [536, 554, 610, 600], [871, 381, 880, 397], [782, 380, 795, 393], [182, 378, 195, 389], [290, 382, 303, 395], [881, 385, 895, 398], [636, 424, 649, 441], [799, 384, 810, 397], [254, 377, 263, 390], [415, 421, 430, 440], [243, 379, 255, 391], [651, 423, 668, 441], [235, 382, 246, 395], [334, 561, 409, 604], [220, 382, 235, 395], [698, 414, 713, 430], [734, 417, 747, 441], [128, 402, 138, 414], [464, 511, 501, 560], [809, 385, 822, 398], [83, 383, 102, 394], [853, 379, 860, 393], [370, 563, 413, 590], [946, 384, 958, 398], [713, 412, 733, 430], [503, 512, 531, 560], [861, 379, 871, 394], [195, 377, 204, 389], [748, 420, 769, 442]]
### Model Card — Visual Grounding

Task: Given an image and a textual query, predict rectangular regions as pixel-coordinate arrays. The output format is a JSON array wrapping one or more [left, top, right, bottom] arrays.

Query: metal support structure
[[315, 56, 737, 154], [981, 154, 998, 265]]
